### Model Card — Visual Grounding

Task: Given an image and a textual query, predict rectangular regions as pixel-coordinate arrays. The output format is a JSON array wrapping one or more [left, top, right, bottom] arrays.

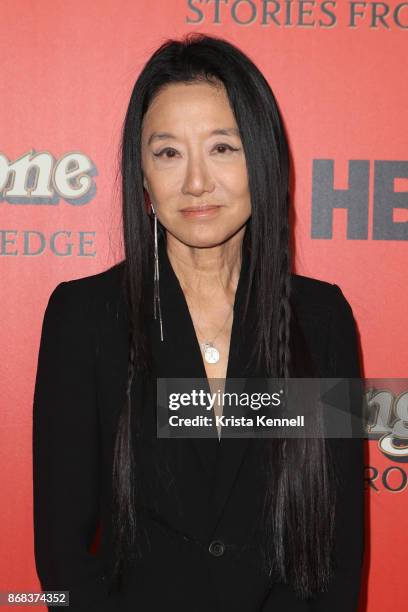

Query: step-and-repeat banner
[[1, 1, 407, 610]]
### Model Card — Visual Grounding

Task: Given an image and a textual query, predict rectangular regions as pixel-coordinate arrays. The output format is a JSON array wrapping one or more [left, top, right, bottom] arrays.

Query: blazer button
[[208, 540, 225, 557]]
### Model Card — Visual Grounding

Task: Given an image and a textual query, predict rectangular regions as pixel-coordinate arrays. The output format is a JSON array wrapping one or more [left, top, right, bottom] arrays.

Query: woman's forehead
[[142, 82, 236, 135]]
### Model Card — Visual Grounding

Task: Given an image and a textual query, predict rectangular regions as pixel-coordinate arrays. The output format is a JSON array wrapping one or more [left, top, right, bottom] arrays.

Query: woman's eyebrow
[[147, 127, 240, 146]]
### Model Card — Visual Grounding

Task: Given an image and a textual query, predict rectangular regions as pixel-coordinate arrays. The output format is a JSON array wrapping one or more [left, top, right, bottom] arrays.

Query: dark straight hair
[[112, 32, 336, 600]]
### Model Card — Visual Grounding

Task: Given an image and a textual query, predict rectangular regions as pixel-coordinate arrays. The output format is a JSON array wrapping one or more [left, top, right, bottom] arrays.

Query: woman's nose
[[181, 155, 215, 196]]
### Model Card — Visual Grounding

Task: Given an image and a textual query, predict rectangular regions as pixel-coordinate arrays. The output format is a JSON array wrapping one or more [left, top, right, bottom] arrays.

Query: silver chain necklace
[[183, 281, 234, 365], [195, 306, 233, 364]]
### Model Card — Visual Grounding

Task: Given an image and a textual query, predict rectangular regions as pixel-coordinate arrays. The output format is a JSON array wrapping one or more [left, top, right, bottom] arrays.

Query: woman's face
[[141, 80, 251, 248]]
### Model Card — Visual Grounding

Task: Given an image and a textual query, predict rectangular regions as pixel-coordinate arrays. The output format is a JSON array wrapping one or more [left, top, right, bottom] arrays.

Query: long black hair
[[112, 32, 336, 600]]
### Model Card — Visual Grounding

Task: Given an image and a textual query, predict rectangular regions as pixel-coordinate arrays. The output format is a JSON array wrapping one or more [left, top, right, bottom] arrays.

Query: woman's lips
[[180, 205, 221, 218]]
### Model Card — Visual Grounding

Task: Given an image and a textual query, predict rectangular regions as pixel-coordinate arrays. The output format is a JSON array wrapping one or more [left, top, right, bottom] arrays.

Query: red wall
[[1, 1, 407, 610]]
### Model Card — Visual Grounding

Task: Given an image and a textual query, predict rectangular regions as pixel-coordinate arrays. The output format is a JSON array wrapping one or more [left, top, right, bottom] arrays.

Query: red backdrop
[[1, 1, 407, 610]]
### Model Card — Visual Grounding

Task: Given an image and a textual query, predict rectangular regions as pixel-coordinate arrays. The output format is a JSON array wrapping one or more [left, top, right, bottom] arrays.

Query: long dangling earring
[[151, 202, 164, 341]]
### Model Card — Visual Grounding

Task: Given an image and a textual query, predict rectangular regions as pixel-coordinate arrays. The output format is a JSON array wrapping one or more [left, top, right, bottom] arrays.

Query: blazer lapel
[[148, 232, 218, 478], [148, 230, 258, 528]]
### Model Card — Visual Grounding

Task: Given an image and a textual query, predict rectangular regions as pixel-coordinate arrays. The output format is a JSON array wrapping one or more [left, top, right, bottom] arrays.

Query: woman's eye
[[213, 144, 239, 154], [153, 148, 178, 159], [153, 144, 240, 159]]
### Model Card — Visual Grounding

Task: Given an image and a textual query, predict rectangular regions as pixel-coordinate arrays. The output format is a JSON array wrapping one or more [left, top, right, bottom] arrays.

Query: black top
[[33, 234, 365, 611]]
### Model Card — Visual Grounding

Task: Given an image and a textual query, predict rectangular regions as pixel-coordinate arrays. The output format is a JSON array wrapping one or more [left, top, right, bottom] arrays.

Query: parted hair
[[112, 32, 336, 600]]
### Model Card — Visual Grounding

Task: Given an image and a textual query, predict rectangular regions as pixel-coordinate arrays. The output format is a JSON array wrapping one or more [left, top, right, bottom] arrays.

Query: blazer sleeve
[[308, 284, 365, 611], [32, 281, 111, 611]]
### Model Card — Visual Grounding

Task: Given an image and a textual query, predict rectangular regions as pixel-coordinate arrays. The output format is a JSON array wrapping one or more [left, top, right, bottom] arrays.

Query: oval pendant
[[203, 343, 220, 364]]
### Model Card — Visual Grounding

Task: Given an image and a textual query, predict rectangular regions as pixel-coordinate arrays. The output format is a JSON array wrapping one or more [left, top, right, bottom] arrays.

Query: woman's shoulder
[[45, 265, 354, 329], [49, 260, 125, 297], [43, 260, 126, 326], [290, 272, 350, 316], [56, 259, 125, 292], [291, 272, 337, 299], [290, 273, 358, 348], [290, 273, 361, 378]]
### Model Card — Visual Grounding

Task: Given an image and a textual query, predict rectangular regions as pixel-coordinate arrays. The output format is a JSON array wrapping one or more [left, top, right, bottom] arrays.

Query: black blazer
[[33, 235, 365, 612]]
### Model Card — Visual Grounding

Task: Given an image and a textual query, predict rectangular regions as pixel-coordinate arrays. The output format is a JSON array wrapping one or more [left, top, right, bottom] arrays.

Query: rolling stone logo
[[365, 385, 408, 494], [0, 149, 96, 204], [366, 386, 408, 462], [0, 150, 97, 256]]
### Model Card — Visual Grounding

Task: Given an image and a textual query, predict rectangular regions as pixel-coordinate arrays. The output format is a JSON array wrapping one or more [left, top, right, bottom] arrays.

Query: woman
[[33, 33, 365, 611]]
